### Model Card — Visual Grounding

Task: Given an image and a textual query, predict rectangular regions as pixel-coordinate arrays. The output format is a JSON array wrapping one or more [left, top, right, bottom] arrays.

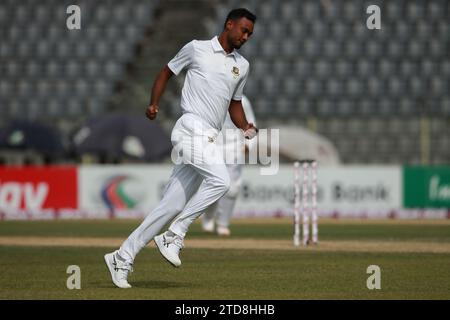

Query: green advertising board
[[404, 166, 450, 208]]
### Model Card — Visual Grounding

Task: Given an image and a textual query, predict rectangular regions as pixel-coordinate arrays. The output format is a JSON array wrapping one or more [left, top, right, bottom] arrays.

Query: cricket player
[[201, 95, 256, 236], [105, 8, 257, 288]]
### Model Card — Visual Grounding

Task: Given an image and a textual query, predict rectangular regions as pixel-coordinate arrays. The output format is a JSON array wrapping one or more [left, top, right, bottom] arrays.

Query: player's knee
[[167, 201, 185, 216], [215, 174, 231, 196]]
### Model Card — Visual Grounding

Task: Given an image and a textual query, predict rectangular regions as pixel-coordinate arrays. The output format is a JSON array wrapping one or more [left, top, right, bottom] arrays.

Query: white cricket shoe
[[217, 226, 231, 236], [154, 231, 184, 267], [104, 250, 133, 289], [201, 218, 215, 233]]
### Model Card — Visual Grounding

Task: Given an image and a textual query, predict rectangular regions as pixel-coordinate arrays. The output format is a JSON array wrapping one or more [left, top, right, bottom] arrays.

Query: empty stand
[[0, 0, 158, 131], [210, 0, 450, 164], [0, 0, 448, 164]]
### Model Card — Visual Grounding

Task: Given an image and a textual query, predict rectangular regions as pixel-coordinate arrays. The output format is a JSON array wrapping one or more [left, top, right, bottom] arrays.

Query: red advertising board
[[0, 166, 77, 210]]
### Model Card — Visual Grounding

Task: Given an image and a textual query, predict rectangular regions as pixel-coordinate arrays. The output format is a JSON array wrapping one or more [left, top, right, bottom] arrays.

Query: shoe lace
[[116, 260, 134, 274], [173, 236, 184, 250]]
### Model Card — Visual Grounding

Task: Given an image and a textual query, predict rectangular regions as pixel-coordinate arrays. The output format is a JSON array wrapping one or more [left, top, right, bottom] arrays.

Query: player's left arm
[[229, 99, 258, 139], [229, 64, 258, 139]]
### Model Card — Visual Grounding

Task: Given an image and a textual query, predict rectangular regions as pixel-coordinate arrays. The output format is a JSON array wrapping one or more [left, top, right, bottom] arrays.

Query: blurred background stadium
[[0, 0, 448, 165], [0, 0, 449, 219]]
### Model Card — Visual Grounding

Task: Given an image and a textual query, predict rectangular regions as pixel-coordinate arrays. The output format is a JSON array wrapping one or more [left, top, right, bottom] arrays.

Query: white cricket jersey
[[167, 36, 250, 131]]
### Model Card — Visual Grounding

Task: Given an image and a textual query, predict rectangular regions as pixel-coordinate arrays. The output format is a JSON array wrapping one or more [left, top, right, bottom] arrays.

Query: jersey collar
[[211, 36, 237, 60]]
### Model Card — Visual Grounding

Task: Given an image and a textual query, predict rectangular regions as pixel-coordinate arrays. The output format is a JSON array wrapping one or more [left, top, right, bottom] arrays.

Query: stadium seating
[[0, 0, 158, 127], [209, 0, 450, 164], [0, 0, 448, 164]]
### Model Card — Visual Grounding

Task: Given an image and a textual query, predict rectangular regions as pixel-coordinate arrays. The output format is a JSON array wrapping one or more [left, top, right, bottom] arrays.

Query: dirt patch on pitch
[[0, 236, 449, 253]]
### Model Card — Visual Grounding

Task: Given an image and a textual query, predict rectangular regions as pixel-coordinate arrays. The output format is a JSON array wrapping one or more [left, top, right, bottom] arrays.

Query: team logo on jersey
[[231, 66, 240, 78]]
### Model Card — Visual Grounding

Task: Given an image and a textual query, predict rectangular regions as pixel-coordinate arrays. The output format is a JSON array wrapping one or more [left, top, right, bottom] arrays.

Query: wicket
[[293, 160, 318, 246]]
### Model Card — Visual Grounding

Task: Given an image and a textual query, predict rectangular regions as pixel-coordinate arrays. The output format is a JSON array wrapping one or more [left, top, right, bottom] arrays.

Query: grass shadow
[[92, 280, 194, 289], [132, 280, 194, 289]]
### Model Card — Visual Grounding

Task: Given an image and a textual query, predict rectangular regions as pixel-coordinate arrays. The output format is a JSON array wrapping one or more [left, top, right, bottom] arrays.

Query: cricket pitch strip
[[1, 236, 449, 254]]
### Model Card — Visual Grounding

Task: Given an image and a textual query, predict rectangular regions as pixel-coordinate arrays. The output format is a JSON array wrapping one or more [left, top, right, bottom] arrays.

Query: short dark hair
[[223, 8, 256, 29]]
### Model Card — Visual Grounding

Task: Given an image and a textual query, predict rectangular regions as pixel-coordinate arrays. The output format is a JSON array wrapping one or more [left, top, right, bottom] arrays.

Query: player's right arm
[[146, 41, 195, 121], [146, 65, 174, 120]]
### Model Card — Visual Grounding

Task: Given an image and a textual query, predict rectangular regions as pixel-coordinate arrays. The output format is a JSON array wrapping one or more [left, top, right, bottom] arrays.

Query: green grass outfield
[[0, 218, 449, 299]]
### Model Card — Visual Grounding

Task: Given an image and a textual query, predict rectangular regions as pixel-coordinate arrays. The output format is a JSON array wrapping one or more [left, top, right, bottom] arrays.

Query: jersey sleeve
[[232, 64, 249, 101], [167, 41, 195, 75]]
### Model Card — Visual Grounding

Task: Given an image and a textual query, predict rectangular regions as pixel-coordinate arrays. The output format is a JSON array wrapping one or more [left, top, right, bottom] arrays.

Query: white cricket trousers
[[202, 164, 242, 228], [118, 113, 230, 263]]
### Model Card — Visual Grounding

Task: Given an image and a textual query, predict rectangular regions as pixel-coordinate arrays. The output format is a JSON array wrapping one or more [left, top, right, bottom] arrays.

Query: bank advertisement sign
[[77, 165, 402, 217], [236, 166, 402, 217], [2, 164, 449, 220]]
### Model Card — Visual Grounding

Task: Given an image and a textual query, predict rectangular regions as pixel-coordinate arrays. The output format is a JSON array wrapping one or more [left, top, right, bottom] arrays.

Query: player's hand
[[146, 104, 159, 120], [243, 123, 258, 139]]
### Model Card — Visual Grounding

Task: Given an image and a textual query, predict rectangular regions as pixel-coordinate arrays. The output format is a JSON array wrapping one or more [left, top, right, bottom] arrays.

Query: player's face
[[227, 17, 254, 49]]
